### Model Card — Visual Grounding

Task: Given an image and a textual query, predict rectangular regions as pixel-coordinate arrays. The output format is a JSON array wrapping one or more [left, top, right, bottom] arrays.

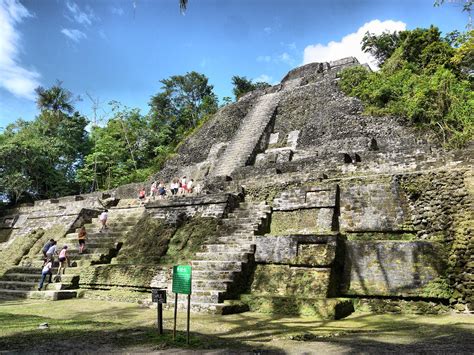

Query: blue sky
[[0, 0, 467, 128]]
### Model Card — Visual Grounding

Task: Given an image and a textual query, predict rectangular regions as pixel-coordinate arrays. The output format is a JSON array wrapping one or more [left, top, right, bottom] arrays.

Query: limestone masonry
[[1, 57, 472, 317]]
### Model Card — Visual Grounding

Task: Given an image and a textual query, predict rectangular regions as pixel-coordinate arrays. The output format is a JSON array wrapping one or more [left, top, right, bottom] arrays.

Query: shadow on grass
[[0, 313, 284, 353], [1, 310, 473, 353]]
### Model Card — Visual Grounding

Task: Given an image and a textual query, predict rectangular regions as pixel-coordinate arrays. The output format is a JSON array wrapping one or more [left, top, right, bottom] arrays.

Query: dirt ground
[[0, 298, 473, 354]]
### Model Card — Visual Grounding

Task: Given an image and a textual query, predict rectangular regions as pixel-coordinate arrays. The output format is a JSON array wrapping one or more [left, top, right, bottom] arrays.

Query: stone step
[[217, 236, 255, 244], [89, 218, 138, 227], [77, 225, 135, 234], [0, 289, 77, 301], [192, 270, 237, 280], [66, 231, 124, 239], [222, 217, 262, 224], [2, 273, 78, 283], [202, 244, 255, 253], [191, 260, 243, 272], [192, 279, 232, 291], [194, 252, 250, 262], [0, 280, 66, 291], [31, 249, 111, 261], [26, 254, 103, 268]]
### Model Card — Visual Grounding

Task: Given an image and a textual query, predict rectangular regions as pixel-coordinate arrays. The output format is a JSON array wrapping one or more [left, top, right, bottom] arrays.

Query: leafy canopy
[[340, 27, 473, 147]]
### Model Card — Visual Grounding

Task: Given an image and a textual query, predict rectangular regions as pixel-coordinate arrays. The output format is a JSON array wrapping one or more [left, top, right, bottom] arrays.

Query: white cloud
[[263, 26, 272, 34], [303, 19, 406, 69], [111, 7, 124, 16], [253, 74, 274, 84], [66, 1, 97, 26], [257, 55, 271, 63], [279, 52, 295, 66], [0, 0, 40, 100], [61, 28, 87, 42]]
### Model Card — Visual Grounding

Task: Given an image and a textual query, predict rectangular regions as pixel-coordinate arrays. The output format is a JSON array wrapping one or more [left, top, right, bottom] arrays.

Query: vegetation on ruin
[[339, 27, 473, 147]]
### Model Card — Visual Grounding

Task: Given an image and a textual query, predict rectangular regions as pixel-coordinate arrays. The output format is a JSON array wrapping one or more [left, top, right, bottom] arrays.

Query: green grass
[[0, 298, 473, 353]]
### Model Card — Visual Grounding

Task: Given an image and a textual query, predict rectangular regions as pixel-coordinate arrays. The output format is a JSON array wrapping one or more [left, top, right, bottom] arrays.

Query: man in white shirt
[[38, 260, 53, 290]]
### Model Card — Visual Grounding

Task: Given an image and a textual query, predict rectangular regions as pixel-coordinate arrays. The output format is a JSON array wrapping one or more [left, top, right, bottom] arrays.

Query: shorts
[[59, 257, 66, 262], [78, 240, 86, 245]]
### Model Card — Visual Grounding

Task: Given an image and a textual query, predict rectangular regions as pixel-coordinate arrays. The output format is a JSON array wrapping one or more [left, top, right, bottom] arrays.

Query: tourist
[[57, 246, 69, 276], [99, 210, 108, 232], [187, 179, 194, 193], [42, 239, 55, 258], [138, 187, 146, 202], [179, 176, 187, 194], [38, 258, 53, 291], [45, 241, 57, 263], [170, 179, 179, 195], [150, 181, 158, 199], [158, 181, 166, 199], [78, 226, 87, 253]]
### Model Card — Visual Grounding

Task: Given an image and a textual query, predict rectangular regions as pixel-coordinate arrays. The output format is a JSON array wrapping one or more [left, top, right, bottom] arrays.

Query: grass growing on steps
[[116, 215, 219, 265], [159, 217, 220, 266], [115, 216, 176, 264], [0, 225, 66, 276], [0, 299, 473, 353], [77, 217, 221, 295]]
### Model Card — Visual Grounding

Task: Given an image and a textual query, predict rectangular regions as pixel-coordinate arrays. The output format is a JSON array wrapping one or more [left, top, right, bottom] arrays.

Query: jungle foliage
[[340, 27, 473, 147], [0, 72, 218, 203]]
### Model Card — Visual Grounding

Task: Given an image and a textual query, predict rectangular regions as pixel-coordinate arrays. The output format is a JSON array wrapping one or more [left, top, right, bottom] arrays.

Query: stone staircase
[[168, 201, 271, 313], [0, 206, 145, 301], [211, 93, 280, 177]]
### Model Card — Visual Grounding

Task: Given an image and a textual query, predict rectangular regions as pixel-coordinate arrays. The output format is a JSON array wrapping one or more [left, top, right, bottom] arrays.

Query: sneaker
[[38, 288, 41, 291]]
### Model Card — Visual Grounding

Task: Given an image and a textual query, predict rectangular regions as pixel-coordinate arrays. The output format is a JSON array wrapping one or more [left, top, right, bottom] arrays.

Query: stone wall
[[145, 193, 239, 224], [341, 240, 449, 298], [398, 169, 473, 310]]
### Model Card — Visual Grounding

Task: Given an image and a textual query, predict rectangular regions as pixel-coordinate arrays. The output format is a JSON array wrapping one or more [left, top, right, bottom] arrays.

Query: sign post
[[172, 265, 192, 344], [151, 288, 167, 334]]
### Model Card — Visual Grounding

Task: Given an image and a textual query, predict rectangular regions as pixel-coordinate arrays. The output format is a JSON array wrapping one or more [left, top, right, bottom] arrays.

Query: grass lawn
[[0, 298, 473, 353]]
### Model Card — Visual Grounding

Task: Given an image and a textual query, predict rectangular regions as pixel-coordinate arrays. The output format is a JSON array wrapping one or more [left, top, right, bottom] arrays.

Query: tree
[[149, 71, 218, 139], [340, 26, 474, 148], [362, 31, 404, 66], [231, 76, 271, 100], [0, 84, 89, 202], [35, 82, 75, 114]]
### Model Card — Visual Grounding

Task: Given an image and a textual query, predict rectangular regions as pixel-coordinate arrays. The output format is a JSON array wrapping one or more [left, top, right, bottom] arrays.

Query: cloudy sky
[[0, 0, 467, 128]]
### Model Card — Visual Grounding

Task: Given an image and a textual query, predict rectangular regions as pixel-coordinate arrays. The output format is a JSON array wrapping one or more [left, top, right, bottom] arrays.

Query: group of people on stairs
[[140, 176, 199, 202], [37, 209, 109, 291], [38, 239, 69, 291]]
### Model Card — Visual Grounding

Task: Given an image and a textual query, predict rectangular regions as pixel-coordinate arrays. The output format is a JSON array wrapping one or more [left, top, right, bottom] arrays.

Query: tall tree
[[231, 76, 271, 100]]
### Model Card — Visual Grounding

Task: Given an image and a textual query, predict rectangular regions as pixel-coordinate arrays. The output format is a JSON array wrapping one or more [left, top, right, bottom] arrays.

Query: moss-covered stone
[[240, 294, 354, 318], [251, 264, 331, 297], [346, 232, 417, 241], [271, 209, 332, 235], [0, 229, 46, 276], [354, 298, 450, 314], [419, 277, 453, 299], [115, 215, 176, 264], [159, 217, 220, 265], [79, 264, 162, 289]]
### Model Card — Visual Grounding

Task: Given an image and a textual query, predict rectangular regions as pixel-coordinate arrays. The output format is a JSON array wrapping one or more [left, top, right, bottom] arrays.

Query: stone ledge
[[240, 294, 354, 318]]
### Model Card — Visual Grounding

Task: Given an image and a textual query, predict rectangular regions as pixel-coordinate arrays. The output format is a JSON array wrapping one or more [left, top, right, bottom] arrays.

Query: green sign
[[172, 265, 192, 294]]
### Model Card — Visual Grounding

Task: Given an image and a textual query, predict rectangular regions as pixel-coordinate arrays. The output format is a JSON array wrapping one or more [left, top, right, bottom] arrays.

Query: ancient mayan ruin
[[1, 57, 472, 318]]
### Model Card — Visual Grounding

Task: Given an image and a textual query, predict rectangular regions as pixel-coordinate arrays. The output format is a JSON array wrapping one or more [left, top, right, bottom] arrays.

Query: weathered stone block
[[240, 294, 354, 318], [298, 243, 335, 266], [341, 241, 449, 298], [270, 209, 333, 235], [251, 264, 331, 297], [255, 234, 337, 266]]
